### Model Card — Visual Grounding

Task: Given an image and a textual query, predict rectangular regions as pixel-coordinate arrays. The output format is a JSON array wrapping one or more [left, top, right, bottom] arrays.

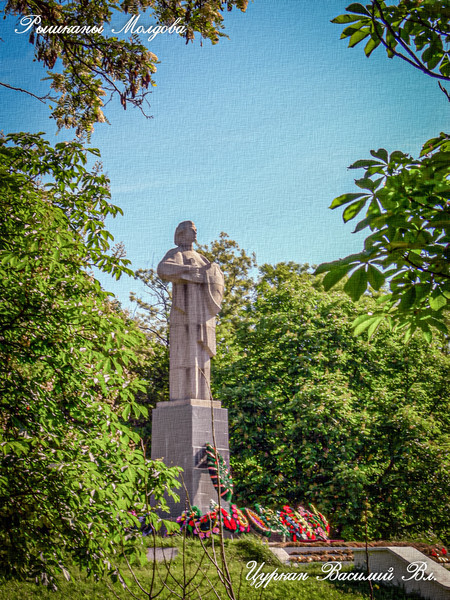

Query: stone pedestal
[[151, 399, 230, 517]]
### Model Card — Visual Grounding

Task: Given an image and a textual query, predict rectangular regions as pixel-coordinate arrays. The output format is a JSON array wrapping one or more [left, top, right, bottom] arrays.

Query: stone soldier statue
[[157, 221, 224, 401]]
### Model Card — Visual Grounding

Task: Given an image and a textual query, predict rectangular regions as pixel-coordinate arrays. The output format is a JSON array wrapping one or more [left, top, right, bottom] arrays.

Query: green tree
[[316, 1, 450, 340], [214, 264, 450, 541], [332, 0, 450, 90], [0, 0, 248, 582], [0, 133, 181, 584], [1, 0, 248, 136], [197, 232, 257, 329]]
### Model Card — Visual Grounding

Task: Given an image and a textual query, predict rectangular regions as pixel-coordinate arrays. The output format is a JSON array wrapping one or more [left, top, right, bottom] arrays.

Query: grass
[[0, 535, 424, 600]]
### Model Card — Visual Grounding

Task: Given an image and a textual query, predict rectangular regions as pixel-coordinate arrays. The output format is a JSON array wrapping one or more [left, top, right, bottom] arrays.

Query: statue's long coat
[[158, 247, 224, 401]]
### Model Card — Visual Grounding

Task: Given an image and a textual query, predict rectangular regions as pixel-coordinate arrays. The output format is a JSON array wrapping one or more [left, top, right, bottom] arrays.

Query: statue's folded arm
[[157, 248, 205, 282]]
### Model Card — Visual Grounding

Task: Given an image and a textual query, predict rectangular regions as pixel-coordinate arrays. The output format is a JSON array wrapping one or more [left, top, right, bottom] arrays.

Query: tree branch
[[0, 81, 54, 103], [403, 252, 450, 280], [371, 0, 450, 82], [438, 82, 450, 102]]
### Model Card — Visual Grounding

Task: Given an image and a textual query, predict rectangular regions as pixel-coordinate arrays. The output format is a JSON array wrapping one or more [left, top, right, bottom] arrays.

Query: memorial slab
[[354, 546, 450, 600]]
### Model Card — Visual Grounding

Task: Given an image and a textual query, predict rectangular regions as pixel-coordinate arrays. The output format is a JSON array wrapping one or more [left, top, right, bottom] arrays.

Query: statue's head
[[174, 221, 197, 246]]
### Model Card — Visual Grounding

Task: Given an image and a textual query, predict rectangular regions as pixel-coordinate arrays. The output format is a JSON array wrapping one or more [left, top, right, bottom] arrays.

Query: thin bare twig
[[123, 552, 150, 596], [140, 438, 174, 599], [438, 82, 450, 102], [364, 498, 374, 600], [105, 580, 126, 600], [0, 81, 54, 103], [199, 368, 236, 600], [180, 479, 229, 590]]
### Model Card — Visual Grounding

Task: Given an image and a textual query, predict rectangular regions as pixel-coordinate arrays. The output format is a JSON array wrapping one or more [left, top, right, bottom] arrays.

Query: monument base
[[151, 399, 230, 518]]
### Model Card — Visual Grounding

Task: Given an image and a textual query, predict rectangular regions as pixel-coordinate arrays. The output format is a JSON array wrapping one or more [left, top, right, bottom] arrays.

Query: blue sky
[[1, 1, 448, 308]]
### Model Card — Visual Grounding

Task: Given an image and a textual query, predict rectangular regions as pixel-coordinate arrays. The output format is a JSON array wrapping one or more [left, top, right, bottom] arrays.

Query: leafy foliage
[[213, 265, 450, 542], [197, 232, 257, 328], [317, 2, 450, 339], [316, 134, 450, 340], [332, 1, 450, 96], [1, 0, 248, 135], [0, 133, 181, 584], [1, 0, 249, 585]]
